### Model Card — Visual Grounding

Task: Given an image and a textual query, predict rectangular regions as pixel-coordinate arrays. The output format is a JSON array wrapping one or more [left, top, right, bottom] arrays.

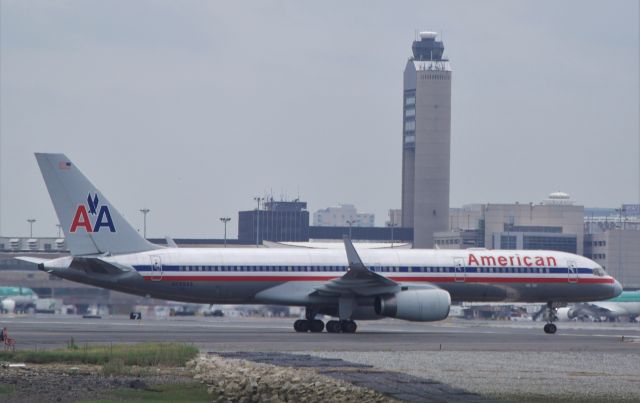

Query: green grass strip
[[77, 382, 211, 403], [0, 342, 198, 367]]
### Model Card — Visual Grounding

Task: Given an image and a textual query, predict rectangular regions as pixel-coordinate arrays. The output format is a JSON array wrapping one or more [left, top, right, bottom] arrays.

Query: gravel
[[307, 351, 640, 402], [191, 354, 396, 402]]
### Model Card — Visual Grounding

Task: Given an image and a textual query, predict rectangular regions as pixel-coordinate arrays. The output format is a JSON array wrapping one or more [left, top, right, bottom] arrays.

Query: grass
[[0, 384, 16, 395], [77, 382, 211, 403], [0, 342, 198, 367]]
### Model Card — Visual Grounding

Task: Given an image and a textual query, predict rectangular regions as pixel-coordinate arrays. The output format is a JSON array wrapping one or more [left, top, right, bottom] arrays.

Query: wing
[[313, 236, 400, 297], [70, 257, 133, 276]]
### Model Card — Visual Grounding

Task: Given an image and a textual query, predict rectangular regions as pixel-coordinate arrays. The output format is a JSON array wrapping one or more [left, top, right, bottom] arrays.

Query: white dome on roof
[[419, 31, 438, 40], [544, 192, 574, 206]]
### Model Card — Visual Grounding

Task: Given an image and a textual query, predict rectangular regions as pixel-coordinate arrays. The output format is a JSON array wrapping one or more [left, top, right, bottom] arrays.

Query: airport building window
[[405, 120, 415, 131], [501, 235, 517, 249], [523, 235, 577, 254]]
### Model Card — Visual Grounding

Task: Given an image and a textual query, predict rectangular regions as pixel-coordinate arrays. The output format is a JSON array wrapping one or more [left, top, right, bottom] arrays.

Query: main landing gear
[[543, 301, 558, 334], [293, 319, 324, 333], [326, 320, 357, 334], [293, 308, 358, 333], [294, 319, 357, 333]]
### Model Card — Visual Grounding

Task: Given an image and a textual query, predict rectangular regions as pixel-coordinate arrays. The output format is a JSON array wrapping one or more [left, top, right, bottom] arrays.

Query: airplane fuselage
[[47, 247, 620, 320]]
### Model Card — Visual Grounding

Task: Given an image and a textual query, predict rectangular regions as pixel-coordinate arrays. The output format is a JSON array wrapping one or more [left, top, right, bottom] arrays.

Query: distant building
[[483, 193, 584, 255], [584, 204, 640, 289], [313, 204, 374, 227], [585, 229, 640, 289], [0, 237, 67, 253], [401, 31, 452, 248], [435, 193, 584, 254], [386, 209, 402, 227], [238, 200, 309, 244], [309, 226, 413, 243]]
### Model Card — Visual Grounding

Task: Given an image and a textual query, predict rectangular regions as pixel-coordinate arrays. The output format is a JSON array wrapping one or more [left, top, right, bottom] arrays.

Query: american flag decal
[[58, 161, 71, 170]]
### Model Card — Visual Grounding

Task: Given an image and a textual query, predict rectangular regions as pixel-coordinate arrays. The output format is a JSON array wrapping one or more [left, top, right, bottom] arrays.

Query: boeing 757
[[18, 153, 622, 334]]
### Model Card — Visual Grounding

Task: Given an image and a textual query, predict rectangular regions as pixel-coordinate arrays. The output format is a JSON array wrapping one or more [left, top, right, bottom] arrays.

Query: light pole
[[387, 222, 398, 248], [615, 207, 626, 286], [253, 197, 263, 247], [27, 219, 36, 238], [220, 217, 231, 248], [140, 208, 150, 239], [346, 219, 356, 239]]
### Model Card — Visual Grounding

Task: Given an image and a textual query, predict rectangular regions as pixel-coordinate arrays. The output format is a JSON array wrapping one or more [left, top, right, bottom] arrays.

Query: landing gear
[[294, 308, 326, 333], [543, 301, 558, 334], [325, 319, 357, 333], [310, 319, 324, 332], [294, 307, 357, 333], [340, 320, 357, 333], [293, 319, 325, 333], [293, 319, 310, 332], [326, 320, 341, 333]]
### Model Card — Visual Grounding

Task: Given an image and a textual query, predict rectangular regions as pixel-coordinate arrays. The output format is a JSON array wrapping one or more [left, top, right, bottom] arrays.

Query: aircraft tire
[[544, 323, 557, 334], [294, 319, 310, 332], [340, 320, 357, 334], [326, 320, 341, 333], [310, 319, 324, 333]]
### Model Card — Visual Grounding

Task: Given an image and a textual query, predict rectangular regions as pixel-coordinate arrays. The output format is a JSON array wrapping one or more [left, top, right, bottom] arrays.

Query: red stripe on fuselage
[[144, 275, 614, 284]]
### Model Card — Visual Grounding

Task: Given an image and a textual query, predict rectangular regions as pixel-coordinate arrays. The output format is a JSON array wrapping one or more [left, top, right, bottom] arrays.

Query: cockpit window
[[593, 267, 605, 277]]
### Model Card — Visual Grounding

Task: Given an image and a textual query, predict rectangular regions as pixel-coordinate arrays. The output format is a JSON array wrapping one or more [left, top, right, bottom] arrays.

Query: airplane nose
[[612, 280, 623, 298]]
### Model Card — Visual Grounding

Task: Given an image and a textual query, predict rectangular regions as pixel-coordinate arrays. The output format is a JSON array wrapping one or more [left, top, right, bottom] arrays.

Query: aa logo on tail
[[70, 193, 116, 233]]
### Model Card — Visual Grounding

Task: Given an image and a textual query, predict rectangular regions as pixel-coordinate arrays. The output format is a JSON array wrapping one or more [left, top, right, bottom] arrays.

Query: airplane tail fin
[[35, 153, 161, 256]]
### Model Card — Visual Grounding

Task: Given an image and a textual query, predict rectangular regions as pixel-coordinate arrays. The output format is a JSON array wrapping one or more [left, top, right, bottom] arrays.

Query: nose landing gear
[[543, 301, 558, 334], [543, 323, 557, 334]]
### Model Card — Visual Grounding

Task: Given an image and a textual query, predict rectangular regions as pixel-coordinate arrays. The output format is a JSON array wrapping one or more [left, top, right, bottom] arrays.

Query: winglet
[[343, 235, 368, 272]]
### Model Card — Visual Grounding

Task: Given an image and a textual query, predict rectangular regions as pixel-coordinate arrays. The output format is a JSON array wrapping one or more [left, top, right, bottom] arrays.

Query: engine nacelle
[[375, 289, 451, 322], [1, 298, 16, 313]]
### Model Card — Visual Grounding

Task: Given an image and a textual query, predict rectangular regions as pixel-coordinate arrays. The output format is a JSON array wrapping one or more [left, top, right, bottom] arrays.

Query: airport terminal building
[[436, 193, 584, 254]]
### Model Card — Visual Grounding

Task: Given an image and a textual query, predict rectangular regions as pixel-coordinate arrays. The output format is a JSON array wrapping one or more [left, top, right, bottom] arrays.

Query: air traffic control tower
[[401, 31, 452, 248]]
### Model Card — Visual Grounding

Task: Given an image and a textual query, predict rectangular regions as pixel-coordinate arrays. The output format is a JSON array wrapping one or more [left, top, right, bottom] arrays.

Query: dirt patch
[[0, 363, 194, 403]]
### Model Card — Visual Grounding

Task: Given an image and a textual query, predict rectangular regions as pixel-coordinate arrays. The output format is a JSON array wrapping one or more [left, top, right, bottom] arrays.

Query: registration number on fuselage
[[171, 281, 194, 287]]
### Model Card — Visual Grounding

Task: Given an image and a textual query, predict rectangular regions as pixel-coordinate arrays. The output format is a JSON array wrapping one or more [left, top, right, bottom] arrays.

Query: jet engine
[[374, 289, 451, 322], [1, 299, 16, 313]]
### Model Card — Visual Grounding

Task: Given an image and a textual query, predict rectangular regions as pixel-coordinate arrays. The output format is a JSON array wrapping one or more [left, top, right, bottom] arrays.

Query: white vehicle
[[18, 154, 622, 334], [0, 287, 38, 313]]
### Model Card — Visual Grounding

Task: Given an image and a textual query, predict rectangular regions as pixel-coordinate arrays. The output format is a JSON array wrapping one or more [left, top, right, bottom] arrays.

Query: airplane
[[0, 287, 38, 313], [557, 290, 640, 322], [17, 153, 622, 334]]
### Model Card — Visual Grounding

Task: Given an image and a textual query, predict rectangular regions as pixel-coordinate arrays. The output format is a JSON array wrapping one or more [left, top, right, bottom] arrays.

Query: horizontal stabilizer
[[14, 256, 50, 265]]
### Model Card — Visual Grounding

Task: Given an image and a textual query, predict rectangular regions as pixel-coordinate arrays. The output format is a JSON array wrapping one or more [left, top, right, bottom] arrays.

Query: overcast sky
[[1, 1, 638, 239]]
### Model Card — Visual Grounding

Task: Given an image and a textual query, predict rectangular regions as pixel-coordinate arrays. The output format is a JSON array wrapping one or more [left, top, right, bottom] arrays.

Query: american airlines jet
[[19, 154, 622, 334]]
